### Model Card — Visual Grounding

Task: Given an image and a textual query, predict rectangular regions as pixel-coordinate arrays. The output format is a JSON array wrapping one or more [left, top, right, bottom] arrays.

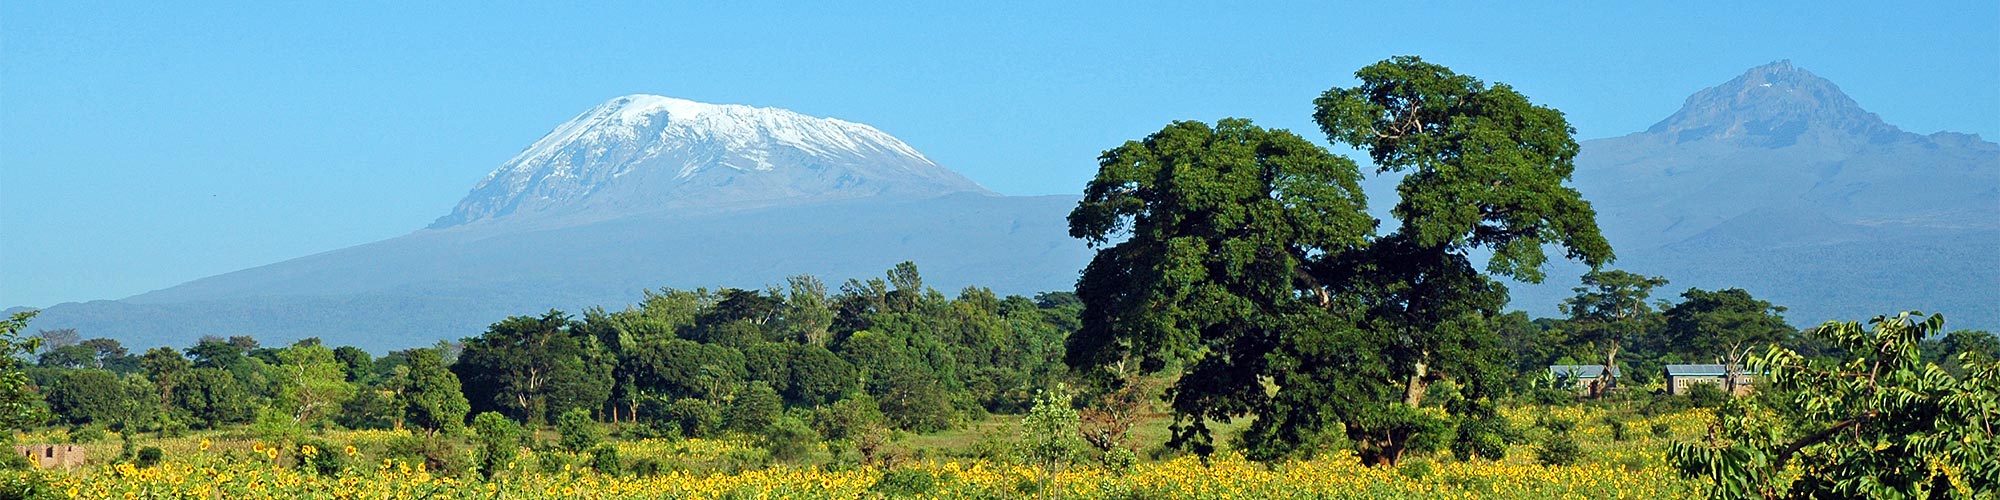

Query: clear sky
[[3, 2, 1996, 307]]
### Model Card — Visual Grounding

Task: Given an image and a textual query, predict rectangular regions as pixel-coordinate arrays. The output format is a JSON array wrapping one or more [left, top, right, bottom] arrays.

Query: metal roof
[[1547, 365, 1619, 379], [1666, 364, 1729, 376]]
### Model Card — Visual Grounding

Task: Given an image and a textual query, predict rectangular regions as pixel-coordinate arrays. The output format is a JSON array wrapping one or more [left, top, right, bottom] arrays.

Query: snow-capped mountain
[[432, 95, 994, 228]]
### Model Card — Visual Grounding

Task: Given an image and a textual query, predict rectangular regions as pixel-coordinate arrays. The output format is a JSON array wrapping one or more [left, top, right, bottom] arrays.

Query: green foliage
[[470, 411, 522, 479], [1671, 312, 1998, 499], [398, 348, 469, 437], [726, 381, 782, 433], [1684, 382, 1727, 408], [274, 341, 356, 425], [659, 398, 721, 438], [135, 446, 164, 468], [1018, 387, 1085, 473], [872, 468, 938, 496], [1663, 288, 1793, 376], [1065, 117, 1372, 457], [1560, 270, 1668, 379], [42, 369, 140, 426], [175, 367, 256, 428], [297, 438, 346, 476], [588, 443, 623, 476], [0, 312, 51, 430], [760, 415, 820, 463], [456, 310, 613, 425], [556, 407, 603, 452]]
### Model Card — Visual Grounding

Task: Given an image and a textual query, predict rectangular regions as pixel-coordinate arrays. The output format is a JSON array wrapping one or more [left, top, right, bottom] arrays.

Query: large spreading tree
[[1067, 56, 1611, 465]]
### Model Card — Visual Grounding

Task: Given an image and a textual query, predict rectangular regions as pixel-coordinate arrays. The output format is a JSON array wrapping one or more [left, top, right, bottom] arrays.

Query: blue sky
[[3, 1, 1996, 306]]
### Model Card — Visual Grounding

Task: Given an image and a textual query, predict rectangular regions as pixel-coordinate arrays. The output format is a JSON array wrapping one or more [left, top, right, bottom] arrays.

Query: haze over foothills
[[3, 2, 1997, 350]]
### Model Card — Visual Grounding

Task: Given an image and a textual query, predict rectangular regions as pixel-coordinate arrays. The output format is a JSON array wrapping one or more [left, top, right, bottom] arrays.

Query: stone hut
[[13, 444, 85, 470]]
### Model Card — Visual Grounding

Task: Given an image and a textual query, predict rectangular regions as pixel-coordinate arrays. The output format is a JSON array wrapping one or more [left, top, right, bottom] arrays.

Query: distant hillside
[[1508, 61, 1999, 330]]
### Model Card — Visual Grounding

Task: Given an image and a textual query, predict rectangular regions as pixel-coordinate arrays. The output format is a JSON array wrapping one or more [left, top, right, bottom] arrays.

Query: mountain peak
[[1645, 60, 1905, 147], [430, 95, 993, 229]]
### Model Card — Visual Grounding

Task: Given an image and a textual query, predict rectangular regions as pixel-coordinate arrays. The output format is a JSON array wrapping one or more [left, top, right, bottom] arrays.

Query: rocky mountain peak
[[1644, 60, 1906, 148]]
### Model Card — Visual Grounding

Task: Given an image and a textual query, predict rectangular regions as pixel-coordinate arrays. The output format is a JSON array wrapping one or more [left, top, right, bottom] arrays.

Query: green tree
[[555, 407, 602, 452], [456, 311, 611, 425], [175, 367, 256, 428], [727, 381, 783, 433], [784, 274, 836, 346], [470, 411, 521, 479], [1065, 118, 1372, 456], [1934, 329, 1999, 377], [1560, 269, 1669, 384], [398, 348, 469, 437], [1671, 312, 1997, 498], [274, 341, 356, 425], [1268, 56, 1609, 465], [43, 369, 141, 425], [1019, 387, 1085, 497], [1662, 287, 1793, 393], [0, 312, 52, 431]]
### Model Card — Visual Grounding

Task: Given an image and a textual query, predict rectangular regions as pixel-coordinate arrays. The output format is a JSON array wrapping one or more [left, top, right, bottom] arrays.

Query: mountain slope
[[1507, 61, 2000, 329]]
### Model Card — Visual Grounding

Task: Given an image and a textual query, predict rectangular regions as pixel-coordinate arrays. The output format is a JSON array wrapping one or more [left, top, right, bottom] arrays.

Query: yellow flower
[[199, 438, 212, 452], [345, 444, 358, 457], [301, 444, 319, 457], [266, 448, 280, 461]]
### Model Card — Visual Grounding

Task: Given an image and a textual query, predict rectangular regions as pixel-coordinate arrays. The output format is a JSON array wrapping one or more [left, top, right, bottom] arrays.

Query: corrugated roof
[[1666, 364, 1729, 376], [1548, 365, 1619, 379]]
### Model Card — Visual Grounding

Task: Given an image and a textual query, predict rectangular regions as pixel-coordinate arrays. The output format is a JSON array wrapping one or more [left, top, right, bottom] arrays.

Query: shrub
[[727, 382, 783, 433], [873, 468, 937, 496], [1535, 433, 1582, 466], [1685, 382, 1727, 408], [760, 416, 820, 463], [67, 425, 106, 444], [662, 399, 722, 438], [536, 451, 571, 475], [555, 408, 602, 453], [470, 412, 522, 479], [1650, 423, 1672, 438], [135, 447, 164, 468], [1603, 416, 1628, 441], [1101, 447, 1138, 473], [588, 444, 623, 476], [382, 433, 466, 476], [296, 438, 346, 476]]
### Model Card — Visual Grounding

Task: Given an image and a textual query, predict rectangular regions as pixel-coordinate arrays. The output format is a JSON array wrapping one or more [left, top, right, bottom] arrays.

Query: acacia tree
[[1303, 56, 1612, 464], [1672, 312, 1997, 498], [1066, 118, 1373, 456], [1560, 269, 1669, 387]]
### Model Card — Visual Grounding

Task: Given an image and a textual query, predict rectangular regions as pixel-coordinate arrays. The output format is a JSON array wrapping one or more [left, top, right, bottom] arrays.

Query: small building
[[13, 444, 85, 470], [1666, 364, 1755, 396], [1547, 364, 1620, 394]]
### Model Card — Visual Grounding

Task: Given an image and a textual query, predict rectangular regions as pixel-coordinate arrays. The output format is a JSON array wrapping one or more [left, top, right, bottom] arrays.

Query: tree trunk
[[1404, 359, 1429, 407]]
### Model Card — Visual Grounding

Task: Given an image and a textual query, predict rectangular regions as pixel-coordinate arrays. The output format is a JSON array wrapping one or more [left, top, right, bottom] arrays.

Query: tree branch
[[1774, 411, 1875, 470]]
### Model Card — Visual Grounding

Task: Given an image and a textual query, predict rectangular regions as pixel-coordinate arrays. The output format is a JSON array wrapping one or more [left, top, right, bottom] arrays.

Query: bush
[[627, 456, 665, 477], [536, 451, 571, 475], [555, 408, 602, 453], [727, 382, 783, 433], [661, 399, 722, 438], [872, 468, 937, 496], [296, 439, 346, 476], [588, 444, 623, 476], [760, 416, 821, 463], [1650, 422, 1672, 439], [135, 447, 164, 468], [67, 425, 106, 444], [0, 454, 32, 471], [1101, 448, 1138, 473], [382, 434, 466, 476], [470, 412, 522, 479], [1535, 433, 1582, 466], [1602, 416, 1628, 442], [1685, 383, 1728, 408]]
